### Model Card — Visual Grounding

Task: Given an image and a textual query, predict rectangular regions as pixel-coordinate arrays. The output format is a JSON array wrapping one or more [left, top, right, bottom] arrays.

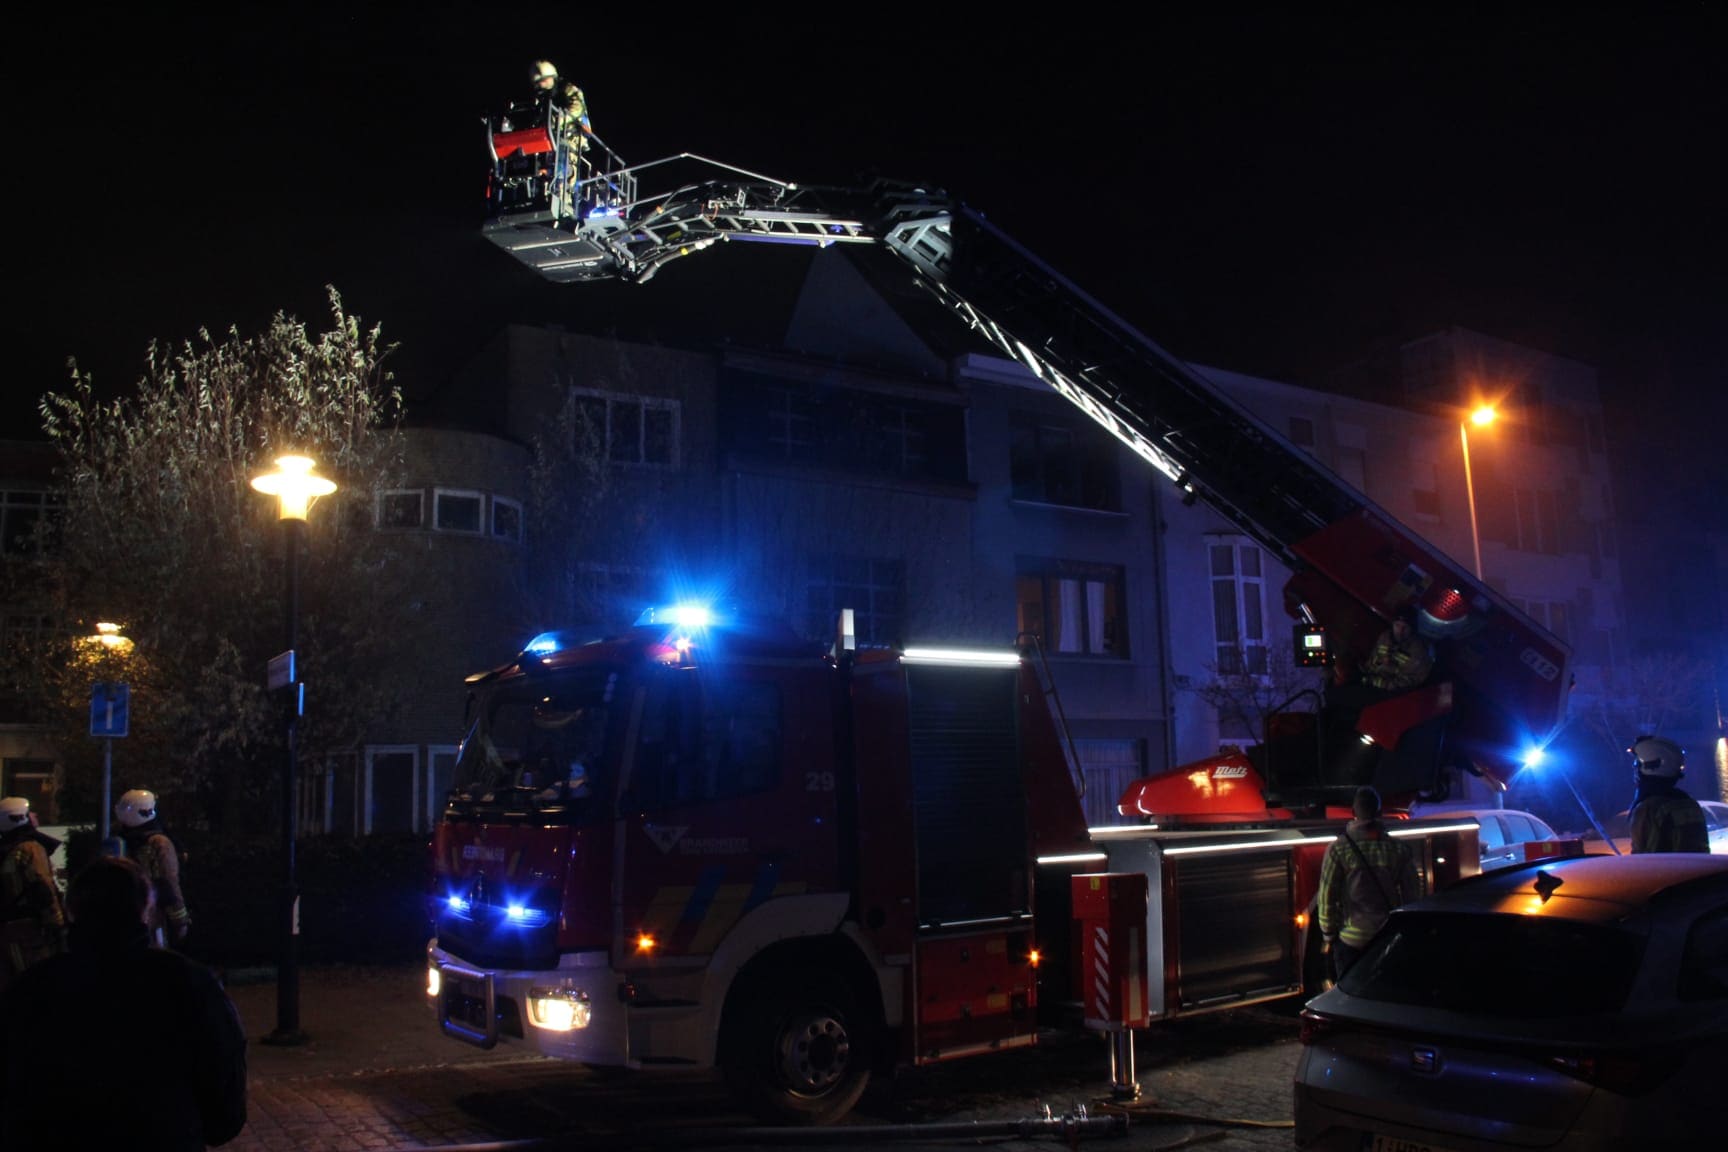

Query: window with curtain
[[1015, 558, 1128, 658]]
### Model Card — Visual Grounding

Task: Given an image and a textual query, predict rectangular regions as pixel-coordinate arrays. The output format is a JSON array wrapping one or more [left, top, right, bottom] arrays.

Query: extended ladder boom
[[481, 152, 1571, 788]]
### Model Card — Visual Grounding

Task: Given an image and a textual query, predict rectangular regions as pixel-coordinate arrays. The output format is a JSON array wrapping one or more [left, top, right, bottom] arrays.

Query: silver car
[[1294, 854, 1726, 1150]]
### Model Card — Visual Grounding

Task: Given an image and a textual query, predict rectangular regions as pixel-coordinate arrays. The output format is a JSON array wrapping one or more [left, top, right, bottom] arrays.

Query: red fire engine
[[427, 131, 1574, 1123]]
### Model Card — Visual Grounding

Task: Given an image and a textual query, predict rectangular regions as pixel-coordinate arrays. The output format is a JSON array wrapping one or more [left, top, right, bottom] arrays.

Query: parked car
[[1579, 801, 1728, 856], [1414, 807, 1567, 871], [1294, 854, 1727, 1150], [1703, 800, 1728, 854]]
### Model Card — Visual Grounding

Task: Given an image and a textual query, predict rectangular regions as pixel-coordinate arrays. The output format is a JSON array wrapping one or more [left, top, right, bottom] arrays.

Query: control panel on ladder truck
[[425, 115, 1577, 1123]]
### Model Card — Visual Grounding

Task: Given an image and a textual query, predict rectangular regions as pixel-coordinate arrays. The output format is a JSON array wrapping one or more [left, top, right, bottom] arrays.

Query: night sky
[[7, 7, 1724, 516]]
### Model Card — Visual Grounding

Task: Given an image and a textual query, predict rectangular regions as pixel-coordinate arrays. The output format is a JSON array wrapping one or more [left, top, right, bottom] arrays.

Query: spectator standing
[[1318, 786, 1423, 979], [116, 788, 193, 947], [0, 796, 66, 988], [1628, 735, 1709, 854], [0, 855, 246, 1149]]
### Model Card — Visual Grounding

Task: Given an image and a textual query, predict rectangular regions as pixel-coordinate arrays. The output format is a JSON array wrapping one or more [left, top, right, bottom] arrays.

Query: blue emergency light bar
[[634, 602, 716, 629]]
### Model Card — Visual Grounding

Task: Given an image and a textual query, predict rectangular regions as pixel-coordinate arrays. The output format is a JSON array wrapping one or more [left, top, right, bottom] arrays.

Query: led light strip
[[901, 647, 1022, 667]]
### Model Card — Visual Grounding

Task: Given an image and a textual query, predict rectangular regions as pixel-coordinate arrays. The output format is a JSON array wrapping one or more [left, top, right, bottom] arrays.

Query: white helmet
[[0, 796, 29, 830], [115, 789, 159, 828], [1630, 735, 1685, 780]]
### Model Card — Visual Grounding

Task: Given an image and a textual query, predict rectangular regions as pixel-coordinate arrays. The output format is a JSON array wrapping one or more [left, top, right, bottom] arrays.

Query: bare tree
[[1187, 641, 1326, 749]]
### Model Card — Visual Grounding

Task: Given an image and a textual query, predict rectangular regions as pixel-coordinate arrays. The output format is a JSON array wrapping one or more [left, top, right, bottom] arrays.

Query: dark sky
[[7, 7, 1724, 511]]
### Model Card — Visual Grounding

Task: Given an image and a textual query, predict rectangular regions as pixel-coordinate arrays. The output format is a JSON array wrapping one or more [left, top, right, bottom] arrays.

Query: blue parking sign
[[90, 681, 130, 738]]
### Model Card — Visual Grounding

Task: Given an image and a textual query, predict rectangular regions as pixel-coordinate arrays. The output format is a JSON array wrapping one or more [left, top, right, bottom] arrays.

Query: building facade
[[5, 258, 1676, 838]]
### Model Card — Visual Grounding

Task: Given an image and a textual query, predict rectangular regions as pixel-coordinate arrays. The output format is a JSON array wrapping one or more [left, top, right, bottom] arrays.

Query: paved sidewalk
[[222, 964, 1300, 1151]]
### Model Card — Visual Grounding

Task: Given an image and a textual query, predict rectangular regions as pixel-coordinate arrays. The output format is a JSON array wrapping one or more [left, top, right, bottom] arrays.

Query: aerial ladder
[[480, 127, 1572, 806]]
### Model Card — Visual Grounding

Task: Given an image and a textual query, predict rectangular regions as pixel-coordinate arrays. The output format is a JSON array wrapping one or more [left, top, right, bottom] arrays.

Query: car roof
[[1406, 854, 1728, 924], [1410, 807, 1552, 824]]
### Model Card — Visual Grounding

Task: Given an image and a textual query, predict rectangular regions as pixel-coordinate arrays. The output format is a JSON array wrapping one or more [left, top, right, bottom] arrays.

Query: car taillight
[[1548, 1048, 1686, 1095], [1298, 1008, 1334, 1046]]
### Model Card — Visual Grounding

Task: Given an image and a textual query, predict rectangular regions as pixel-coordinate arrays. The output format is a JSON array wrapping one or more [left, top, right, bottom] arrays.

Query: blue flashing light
[[1521, 746, 1548, 770], [667, 604, 711, 629], [445, 892, 550, 927], [524, 632, 562, 657], [635, 602, 717, 629]]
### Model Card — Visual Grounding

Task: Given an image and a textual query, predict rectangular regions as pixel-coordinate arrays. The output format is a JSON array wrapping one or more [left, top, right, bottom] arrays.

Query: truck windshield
[[451, 671, 615, 817]]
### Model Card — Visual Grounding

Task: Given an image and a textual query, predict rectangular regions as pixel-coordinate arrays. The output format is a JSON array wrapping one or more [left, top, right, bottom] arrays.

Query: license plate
[[1365, 1134, 1449, 1152]]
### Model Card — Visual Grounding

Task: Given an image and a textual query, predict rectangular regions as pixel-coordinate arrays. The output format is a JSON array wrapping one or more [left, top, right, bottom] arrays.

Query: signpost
[[90, 681, 130, 844]]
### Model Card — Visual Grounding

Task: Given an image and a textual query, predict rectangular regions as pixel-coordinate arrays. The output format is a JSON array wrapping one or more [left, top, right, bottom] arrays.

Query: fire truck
[[425, 126, 1574, 1123]]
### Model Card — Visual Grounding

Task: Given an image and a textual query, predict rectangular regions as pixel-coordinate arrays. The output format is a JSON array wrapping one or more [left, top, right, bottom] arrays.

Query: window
[[719, 369, 967, 483], [1287, 416, 1315, 448], [1343, 913, 1641, 1016], [1073, 738, 1143, 828], [491, 496, 523, 543], [427, 745, 458, 829], [377, 489, 424, 530], [1474, 815, 1507, 849], [632, 672, 781, 810], [1410, 461, 1440, 519], [434, 489, 483, 534], [1, 759, 58, 823], [575, 390, 680, 468], [804, 555, 903, 647], [1209, 538, 1267, 675], [365, 746, 419, 834], [320, 751, 361, 838], [1016, 558, 1128, 658], [765, 386, 820, 460], [571, 562, 654, 623], [1512, 487, 1561, 554], [1009, 412, 1121, 511], [0, 490, 61, 554], [1511, 598, 1572, 644], [878, 405, 930, 475]]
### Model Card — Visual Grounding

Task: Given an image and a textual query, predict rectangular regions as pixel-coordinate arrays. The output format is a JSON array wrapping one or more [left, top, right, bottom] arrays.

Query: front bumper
[[427, 941, 629, 1064]]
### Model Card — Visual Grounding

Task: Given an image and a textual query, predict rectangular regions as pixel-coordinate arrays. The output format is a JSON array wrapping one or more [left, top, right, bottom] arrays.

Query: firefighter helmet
[[0, 795, 29, 829], [1630, 735, 1685, 780], [115, 789, 158, 828], [531, 60, 558, 86]]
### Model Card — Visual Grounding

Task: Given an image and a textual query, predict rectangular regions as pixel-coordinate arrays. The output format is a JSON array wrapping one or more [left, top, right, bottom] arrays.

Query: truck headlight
[[527, 986, 592, 1031], [427, 966, 441, 998]]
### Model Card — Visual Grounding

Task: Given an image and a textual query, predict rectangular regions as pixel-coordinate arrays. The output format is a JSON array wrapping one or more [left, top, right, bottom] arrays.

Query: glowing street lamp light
[[1459, 406, 1496, 581], [250, 454, 337, 1047], [250, 455, 338, 520]]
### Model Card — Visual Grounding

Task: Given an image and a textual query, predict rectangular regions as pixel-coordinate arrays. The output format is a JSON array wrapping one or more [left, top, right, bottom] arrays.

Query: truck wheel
[[722, 973, 872, 1126]]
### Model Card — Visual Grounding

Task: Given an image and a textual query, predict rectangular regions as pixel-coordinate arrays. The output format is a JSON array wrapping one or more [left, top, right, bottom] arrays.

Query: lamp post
[[1459, 405, 1495, 581], [251, 454, 336, 1047], [89, 622, 132, 846]]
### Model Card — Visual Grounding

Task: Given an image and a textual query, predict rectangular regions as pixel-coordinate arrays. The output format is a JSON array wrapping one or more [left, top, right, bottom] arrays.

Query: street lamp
[[251, 454, 336, 1047], [1459, 405, 1495, 581], [86, 622, 133, 846]]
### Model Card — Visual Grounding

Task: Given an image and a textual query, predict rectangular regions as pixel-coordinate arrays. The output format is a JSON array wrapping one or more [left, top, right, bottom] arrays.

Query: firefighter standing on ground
[[1317, 786, 1423, 979], [115, 789, 192, 947], [0, 797, 66, 986], [1627, 735, 1709, 854]]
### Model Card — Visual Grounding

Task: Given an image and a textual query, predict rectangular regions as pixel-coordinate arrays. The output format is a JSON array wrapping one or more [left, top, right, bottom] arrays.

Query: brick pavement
[[222, 964, 1301, 1151]]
